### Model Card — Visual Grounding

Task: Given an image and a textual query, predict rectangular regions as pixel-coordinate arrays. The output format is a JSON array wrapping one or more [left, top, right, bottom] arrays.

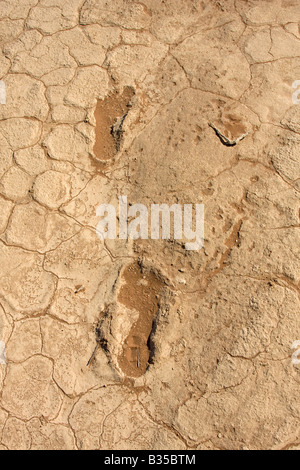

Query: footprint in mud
[[209, 111, 251, 147], [96, 262, 165, 378], [222, 113, 248, 139], [117, 263, 165, 378], [93, 86, 135, 164]]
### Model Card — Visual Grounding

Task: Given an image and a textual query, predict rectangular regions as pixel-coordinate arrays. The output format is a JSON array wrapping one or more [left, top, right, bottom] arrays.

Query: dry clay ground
[[0, 0, 299, 451]]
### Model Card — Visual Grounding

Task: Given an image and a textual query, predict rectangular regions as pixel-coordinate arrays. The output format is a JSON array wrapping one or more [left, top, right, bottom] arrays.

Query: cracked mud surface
[[0, 0, 300, 451]]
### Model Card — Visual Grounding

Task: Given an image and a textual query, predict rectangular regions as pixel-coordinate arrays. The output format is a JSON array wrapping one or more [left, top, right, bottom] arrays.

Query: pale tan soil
[[0, 0, 300, 451]]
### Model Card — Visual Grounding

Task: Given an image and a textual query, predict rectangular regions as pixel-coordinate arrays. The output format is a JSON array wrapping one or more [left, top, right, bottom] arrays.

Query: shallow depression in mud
[[93, 87, 135, 162], [117, 263, 165, 378]]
